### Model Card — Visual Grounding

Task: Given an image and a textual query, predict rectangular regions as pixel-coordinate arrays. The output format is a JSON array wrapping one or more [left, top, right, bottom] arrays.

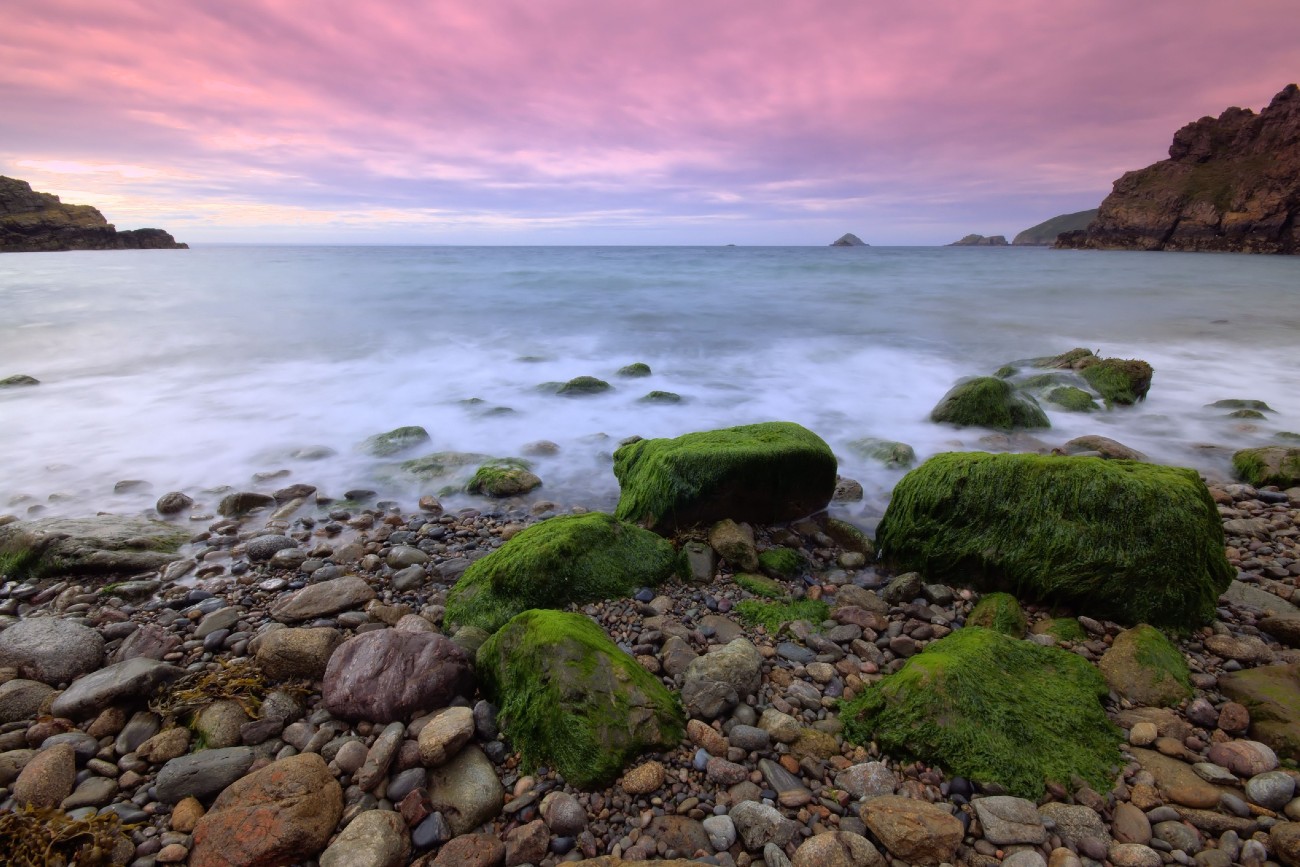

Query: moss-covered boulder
[[612, 422, 837, 533], [1031, 618, 1087, 643], [734, 573, 784, 598], [445, 513, 678, 633], [466, 459, 542, 497], [618, 363, 652, 378], [1208, 399, 1273, 412], [1080, 359, 1153, 407], [966, 593, 1026, 637], [875, 453, 1233, 629], [848, 437, 916, 468], [1219, 663, 1300, 761], [476, 610, 684, 787], [0, 374, 39, 388], [0, 516, 189, 581], [360, 425, 431, 457], [1233, 447, 1300, 488], [929, 378, 1049, 431], [557, 376, 611, 396], [1046, 387, 1100, 413], [759, 547, 803, 579], [1098, 625, 1191, 707], [392, 451, 490, 486], [841, 627, 1121, 799], [638, 390, 682, 404]]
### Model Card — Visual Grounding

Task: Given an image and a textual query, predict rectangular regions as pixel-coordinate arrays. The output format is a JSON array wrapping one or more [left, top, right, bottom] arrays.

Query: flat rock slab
[[270, 575, 376, 622], [972, 795, 1048, 845], [1222, 580, 1300, 616], [860, 795, 963, 866], [0, 617, 105, 686], [50, 657, 183, 719], [1131, 748, 1230, 809], [323, 629, 473, 722], [0, 516, 187, 577], [155, 747, 256, 803], [1219, 663, 1300, 761]]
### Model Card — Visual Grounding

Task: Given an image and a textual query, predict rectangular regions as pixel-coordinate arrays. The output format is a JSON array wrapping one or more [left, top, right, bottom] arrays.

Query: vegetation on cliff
[[0, 176, 187, 252]]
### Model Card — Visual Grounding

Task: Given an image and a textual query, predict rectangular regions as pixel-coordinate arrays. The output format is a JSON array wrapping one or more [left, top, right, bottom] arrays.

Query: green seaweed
[[1233, 447, 1300, 488], [875, 452, 1234, 629], [967, 592, 1027, 637], [612, 421, 837, 532], [1208, 399, 1274, 412], [1130, 624, 1193, 699], [841, 627, 1121, 799], [1080, 359, 1153, 407], [360, 425, 431, 457], [735, 598, 829, 634], [1228, 409, 1266, 419], [476, 609, 684, 788], [557, 376, 611, 396], [734, 572, 785, 599], [617, 362, 652, 377], [1046, 386, 1099, 413], [1039, 618, 1087, 643], [1019, 372, 1073, 389], [759, 547, 803, 578], [929, 377, 1050, 431], [466, 458, 540, 497], [638, 390, 682, 404], [445, 512, 679, 633]]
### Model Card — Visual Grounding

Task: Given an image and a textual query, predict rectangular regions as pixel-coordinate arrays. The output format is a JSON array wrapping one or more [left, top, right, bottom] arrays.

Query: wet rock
[[1098, 625, 1192, 707], [155, 746, 256, 803], [1244, 770, 1296, 810], [217, 491, 276, 517], [112, 622, 181, 663], [730, 800, 800, 851], [682, 638, 762, 719], [156, 491, 194, 515], [1219, 664, 1300, 760], [505, 819, 549, 866], [860, 795, 963, 866], [703, 814, 736, 851], [137, 726, 191, 763], [256, 626, 343, 681], [12, 742, 76, 808], [50, 657, 183, 719], [0, 616, 104, 685], [319, 809, 410, 867], [1206, 739, 1279, 776], [0, 678, 54, 723], [621, 760, 665, 795], [541, 790, 587, 836], [792, 830, 885, 867], [972, 795, 1048, 845], [418, 706, 475, 766], [270, 575, 376, 623], [709, 519, 759, 571], [1037, 802, 1108, 850], [426, 745, 504, 836], [1133, 748, 1223, 809], [245, 534, 298, 562], [190, 753, 343, 867], [323, 628, 473, 722], [429, 832, 505, 867]]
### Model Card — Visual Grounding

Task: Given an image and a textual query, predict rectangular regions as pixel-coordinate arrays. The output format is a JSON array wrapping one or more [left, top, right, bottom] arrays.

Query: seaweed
[[0, 805, 132, 866]]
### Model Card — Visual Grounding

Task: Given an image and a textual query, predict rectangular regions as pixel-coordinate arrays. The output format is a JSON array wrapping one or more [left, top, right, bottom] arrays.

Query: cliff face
[[949, 234, 1008, 246], [1057, 84, 1300, 253], [1013, 209, 1098, 246], [0, 176, 187, 252]]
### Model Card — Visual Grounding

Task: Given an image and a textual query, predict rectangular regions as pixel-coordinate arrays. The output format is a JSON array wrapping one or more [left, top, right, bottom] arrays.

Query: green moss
[[466, 459, 541, 497], [445, 512, 679, 633], [1040, 618, 1087, 642], [1130, 624, 1193, 697], [1276, 432, 1300, 443], [1233, 447, 1300, 488], [612, 422, 837, 533], [618, 362, 652, 377], [1208, 399, 1274, 412], [759, 547, 803, 578], [848, 437, 916, 469], [840, 627, 1121, 798], [1080, 359, 1153, 407], [476, 609, 684, 788], [0, 546, 40, 580], [967, 593, 1027, 637], [734, 572, 785, 598], [1019, 372, 1073, 389], [824, 518, 875, 557], [557, 376, 611, 396], [1228, 409, 1266, 419], [638, 390, 682, 404], [929, 377, 1050, 431], [360, 425, 431, 457], [397, 451, 490, 481], [1039, 348, 1096, 368], [736, 598, 829, 634], [875, 452, 1234, 629], [1046, 386, 1099, 413], [993, 365, 1018, 379]]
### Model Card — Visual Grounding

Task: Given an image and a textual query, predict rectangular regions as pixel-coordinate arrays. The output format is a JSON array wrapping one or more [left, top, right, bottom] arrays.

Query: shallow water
[[2, 245, 1298, 523]]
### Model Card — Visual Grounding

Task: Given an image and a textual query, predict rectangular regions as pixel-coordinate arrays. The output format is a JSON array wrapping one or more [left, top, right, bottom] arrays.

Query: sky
[[1, 1, 1297, 245]]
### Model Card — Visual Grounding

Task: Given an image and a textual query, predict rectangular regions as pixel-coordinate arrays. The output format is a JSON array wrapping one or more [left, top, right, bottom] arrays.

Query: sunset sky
[[2, 1, 1297, 245]]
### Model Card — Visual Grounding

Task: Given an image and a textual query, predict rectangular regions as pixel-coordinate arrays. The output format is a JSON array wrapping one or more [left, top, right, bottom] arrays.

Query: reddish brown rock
[[12, 742, 76, 808], [189, 753, 342, 867], [430, 833, 504, 867], [323, 629, 473, 722], [504, 819, 549, 866], [860, 795, 963, 866]]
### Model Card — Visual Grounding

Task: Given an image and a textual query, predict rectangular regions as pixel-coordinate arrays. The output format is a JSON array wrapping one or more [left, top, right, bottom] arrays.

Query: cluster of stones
[[3, 417, 1300, 867]]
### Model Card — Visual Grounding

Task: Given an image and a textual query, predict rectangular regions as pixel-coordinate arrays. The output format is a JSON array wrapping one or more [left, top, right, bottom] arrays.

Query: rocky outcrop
[[949, 234, 1008, 246], [1013, 209, 1098, 245], [830, 233, 868, 246], [0, 176, 187, 252], [1057, 84, 1300, 253]]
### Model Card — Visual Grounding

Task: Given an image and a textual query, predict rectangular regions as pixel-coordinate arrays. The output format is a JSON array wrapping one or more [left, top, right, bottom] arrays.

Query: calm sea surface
[[2, 245, 1298, 523]]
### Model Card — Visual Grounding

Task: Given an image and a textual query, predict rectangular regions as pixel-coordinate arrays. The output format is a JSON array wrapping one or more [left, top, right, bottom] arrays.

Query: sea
[[2, 245, 1298, 526]]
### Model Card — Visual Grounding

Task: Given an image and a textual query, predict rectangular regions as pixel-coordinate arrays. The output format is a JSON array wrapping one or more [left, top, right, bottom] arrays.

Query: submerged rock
[[842, 627, 1121, 799], [445, 512, 678, 633], [466, 459, 542, 497], [929, 377, 1050, 431], [613, 421, 837, 533], [875, 452, 1233, 628], [360, 425, 431, 457], [477, 609, 684, 788], [556, 375, 611, 396]]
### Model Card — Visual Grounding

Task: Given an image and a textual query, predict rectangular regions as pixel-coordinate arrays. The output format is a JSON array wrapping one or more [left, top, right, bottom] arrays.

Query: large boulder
[[0, 516, 188, 579], [613, 421, 837, 533], [1037, 349, 1152, 407], [875, 452, 1233, 628], [841, 627, 1121, 799], [1233, 447, 1300, 488], [1099, 625, 1192, 707], [476, 609, 684, 788], [190, 753, 342, 867], [0, 617, 104, 685], [929, 377, 1049, 431], [681, 638, 764, 719], [445, 512, 678, 634], [323, 629, 473, 723]]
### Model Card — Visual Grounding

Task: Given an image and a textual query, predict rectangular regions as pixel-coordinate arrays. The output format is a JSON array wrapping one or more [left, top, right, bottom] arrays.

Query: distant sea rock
[[830, 233, 869, 247], [0, 176, 188, 253], [1057, 83, 1300, 253], [1012, 210, 1099, 246], [949, 234, 1008, 246]]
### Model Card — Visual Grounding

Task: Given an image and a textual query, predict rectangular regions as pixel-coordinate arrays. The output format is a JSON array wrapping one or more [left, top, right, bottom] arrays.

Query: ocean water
[[2, 245, 1298, 524]]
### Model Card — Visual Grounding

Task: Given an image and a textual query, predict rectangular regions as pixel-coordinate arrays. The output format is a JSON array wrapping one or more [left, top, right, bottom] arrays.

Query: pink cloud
[[1, 0, 1297, 242]]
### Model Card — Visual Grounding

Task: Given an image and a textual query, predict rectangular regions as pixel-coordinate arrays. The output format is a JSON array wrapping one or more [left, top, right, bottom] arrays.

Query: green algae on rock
[[360, 425, 431, 457], [735, 598, 829, 635], [840, 627, 1121, 799], [929, 377, 1049, 431], [444, 512, 678, 634], [758, 547, 803, 579], [1032, 617, 1088, 643], [733, 573, 785, 599], [638, 390, 682, 404], [0, 516, 189, 581], [1232, 446, 1300, 488], [1219, 663, 1300, 760], [1080, 359, 1153, 407], [966, 592, 1026, 637], [557, 375, 612, 396], [476, 609, 684, 788], [466, 459, 541, 497], [612, 422, 837, 533], [848, 437, 916, 469], [1046, 386, 1100, 413], [1208, 399, 1274, 412], [875, 452, 1233, 629], [617, 362, 652, 377], [1098, 624, 1192, 707]]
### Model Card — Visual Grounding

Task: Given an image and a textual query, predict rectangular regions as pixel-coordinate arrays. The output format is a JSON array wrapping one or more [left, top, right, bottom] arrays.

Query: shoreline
[[1, 473, 1299, 865]]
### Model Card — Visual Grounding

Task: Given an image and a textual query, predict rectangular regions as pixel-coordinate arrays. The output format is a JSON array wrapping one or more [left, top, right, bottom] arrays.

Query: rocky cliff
[[949, 234, 1008, 246], [830, 233, 868, 246], [0, 176, 187, 252], [1057, 84, 1300, 253], [1013, 209, 1098, 246]]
